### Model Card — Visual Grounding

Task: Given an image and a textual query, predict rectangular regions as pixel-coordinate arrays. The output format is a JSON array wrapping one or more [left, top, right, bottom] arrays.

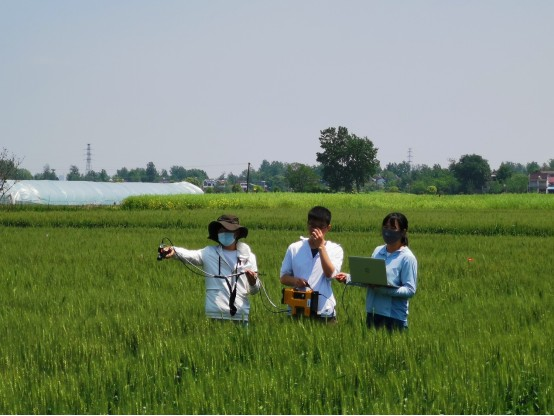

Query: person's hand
[[162, 246, 175, 259], [308, 227, 325, 249], [245, 269, 258, 286], [335, 273, 348, 284], [295, 278, 310, 288]]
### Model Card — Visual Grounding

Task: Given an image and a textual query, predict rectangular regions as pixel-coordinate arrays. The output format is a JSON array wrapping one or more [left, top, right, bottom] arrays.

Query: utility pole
[[246, 162, 250, 193], [407, 148, 413, 194]]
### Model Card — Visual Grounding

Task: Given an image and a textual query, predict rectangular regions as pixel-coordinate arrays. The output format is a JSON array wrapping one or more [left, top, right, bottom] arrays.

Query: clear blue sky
[[1, 0, 553, 178]]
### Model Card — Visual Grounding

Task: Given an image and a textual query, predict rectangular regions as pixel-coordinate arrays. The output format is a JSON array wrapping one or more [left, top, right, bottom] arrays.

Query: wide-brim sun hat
[[208, 214, 248, 242]]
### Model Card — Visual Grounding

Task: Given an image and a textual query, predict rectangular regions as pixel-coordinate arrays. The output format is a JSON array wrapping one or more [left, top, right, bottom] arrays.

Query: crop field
[[0, 193, 553, 414]]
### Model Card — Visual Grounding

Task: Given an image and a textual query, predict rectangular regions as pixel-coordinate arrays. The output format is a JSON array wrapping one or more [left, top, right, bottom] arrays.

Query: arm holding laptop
[[338, 212, 418, 331], [370, 252, 417, 298]]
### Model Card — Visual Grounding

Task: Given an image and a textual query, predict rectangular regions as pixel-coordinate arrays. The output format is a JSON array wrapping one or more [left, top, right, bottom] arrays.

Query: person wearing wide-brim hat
[[207, 214, 249, 242], [160, 214, 260, 323]]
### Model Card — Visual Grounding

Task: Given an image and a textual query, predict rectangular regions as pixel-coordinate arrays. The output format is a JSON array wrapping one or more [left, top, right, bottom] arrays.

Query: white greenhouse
[[0, 180, 203, 205]]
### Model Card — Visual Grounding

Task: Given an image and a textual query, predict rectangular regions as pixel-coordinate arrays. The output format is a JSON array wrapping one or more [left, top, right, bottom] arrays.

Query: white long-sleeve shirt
[[173, 242, 260, 321]]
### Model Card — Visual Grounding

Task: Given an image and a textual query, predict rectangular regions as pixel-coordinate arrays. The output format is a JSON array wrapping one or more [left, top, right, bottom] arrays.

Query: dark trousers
[[366, 313, 407, 332]]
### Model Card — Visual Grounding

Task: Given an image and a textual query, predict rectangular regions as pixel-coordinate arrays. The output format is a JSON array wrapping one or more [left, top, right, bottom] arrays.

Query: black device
[[157, 242, 168, 261]]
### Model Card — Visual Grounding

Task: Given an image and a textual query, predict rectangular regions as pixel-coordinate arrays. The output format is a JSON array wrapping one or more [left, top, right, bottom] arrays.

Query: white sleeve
[[172, 246, 204, 266]]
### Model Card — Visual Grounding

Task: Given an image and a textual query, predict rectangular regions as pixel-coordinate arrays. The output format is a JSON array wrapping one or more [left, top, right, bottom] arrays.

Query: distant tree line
[[2, 128, 554, 195]]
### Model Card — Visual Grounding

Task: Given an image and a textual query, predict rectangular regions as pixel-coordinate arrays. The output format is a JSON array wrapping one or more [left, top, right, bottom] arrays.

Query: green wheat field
[[1, 193, 552, 414]]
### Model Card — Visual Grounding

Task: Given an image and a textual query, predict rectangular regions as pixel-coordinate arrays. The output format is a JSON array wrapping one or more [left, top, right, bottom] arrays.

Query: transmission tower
[[85, 144, 92, 174], [407, 148, 413, 166]]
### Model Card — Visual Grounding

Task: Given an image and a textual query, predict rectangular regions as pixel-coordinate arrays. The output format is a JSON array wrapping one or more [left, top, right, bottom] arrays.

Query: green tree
[[185, 177, 201, 188], [67, 165, 82, 181], [169, 166, 187, 181], [13, 168, 32, 180], [409, 180, 428, 195], [495, 162, 514, 183], [542, 159, 554, 170], [258, 160, 286, 178], [380, 170, 400, 191], [386, 161, 411, 177], [34, 164, 58, 180], [449, 154, 491, 194], [409, 164, 457, 195], [285, 163, 321, 192], [258, 160, 287, 191], [97, 169, 110, 182], [114, 167, 130, 182], [426, 185, 438, 195], [498, 161, 526, 174], [226, 173, 239, 186], [127, 168, 146, 182], [487, 181, 504, 194], [185, 169, 208, 182], [169, 166, 208, 183], [0, 147, 23, 197], [316, 126, 379, 192], [526, 162, 540, 173], [145, 162, 158, 182], [231, 183, 243, 193], [383, 162, 412, 192], [505, 173, 529, 193], [83, 170, 100, 181]]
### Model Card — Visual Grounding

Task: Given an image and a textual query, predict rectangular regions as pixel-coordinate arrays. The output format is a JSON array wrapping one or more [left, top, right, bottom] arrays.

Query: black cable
[[339, 283, 352, 321], [159, 237, 288, 314], [158, 237, 243, 279], [256, 278, 290, 314]]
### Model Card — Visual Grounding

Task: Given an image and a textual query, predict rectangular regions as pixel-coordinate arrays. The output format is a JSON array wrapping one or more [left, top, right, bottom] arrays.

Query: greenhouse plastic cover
[[1, 180, 203, 205]]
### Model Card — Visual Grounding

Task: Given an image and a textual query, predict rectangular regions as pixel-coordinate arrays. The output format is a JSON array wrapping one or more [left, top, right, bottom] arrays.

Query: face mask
[[218, 232, 236, 247], [382, 229, 403, 245]]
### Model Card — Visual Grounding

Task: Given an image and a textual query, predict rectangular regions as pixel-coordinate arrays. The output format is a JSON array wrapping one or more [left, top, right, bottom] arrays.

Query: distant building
[[528, 171, 554, 193], [203, 179, 217, 191], [203, 178, 268, 192], [240, 181, 268, 192]]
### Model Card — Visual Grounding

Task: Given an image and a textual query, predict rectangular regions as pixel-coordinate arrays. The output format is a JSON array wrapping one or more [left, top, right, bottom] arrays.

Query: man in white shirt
[[280, 206, 346, 322]]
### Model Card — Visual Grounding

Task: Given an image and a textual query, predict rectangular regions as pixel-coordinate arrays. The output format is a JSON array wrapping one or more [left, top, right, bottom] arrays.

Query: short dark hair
[[308, 206, 332, 225]]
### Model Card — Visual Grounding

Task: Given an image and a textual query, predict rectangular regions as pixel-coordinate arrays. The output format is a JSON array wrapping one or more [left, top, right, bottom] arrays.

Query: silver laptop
[[348, 256, 399, 288]]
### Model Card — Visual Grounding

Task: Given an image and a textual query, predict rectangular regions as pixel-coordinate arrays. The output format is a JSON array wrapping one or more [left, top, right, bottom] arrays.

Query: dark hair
[[308, 206, 332, 225], [382, 212, 409, 246]]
